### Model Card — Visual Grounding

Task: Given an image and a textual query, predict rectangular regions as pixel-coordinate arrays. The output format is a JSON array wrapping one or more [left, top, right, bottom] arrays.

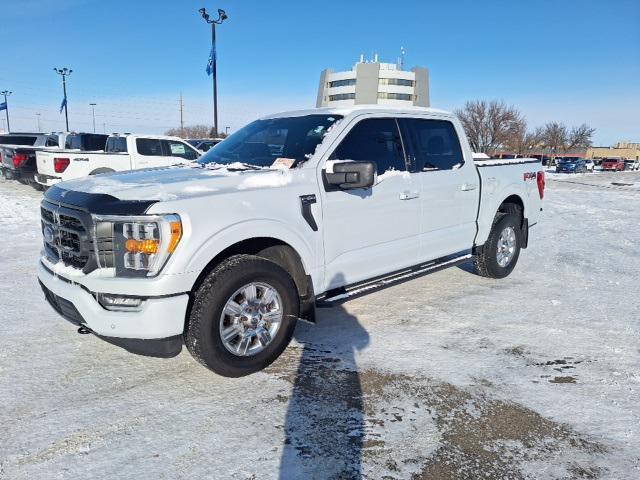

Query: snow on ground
[[0, 172, 639, 479]]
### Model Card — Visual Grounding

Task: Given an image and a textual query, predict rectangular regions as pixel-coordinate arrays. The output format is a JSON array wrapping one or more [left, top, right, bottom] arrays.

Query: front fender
[[184, 218, 318, 289]]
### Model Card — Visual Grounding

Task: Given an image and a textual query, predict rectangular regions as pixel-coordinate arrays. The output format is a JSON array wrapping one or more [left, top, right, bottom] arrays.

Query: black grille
[[39, 280, 85, 326], [40, 200, 116, 273], [41, 203, 91, 270]]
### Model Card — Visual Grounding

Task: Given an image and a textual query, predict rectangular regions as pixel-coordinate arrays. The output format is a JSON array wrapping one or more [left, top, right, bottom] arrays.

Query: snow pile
[[237, 171, 292, 190], [377, 168, 410, 183]]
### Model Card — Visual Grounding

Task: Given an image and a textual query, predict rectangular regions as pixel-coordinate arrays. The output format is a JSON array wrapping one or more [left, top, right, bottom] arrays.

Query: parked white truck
[[34, 133, 200, 187], [37, 106, 545, 377]]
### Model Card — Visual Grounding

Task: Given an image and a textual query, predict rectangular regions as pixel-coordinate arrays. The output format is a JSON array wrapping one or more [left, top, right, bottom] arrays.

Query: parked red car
[[601, 158, 625, 171]]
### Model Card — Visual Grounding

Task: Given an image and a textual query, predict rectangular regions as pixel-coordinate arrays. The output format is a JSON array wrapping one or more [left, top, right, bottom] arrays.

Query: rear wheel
[[185, 255, 299, 377], [474, 212, 522, 279]]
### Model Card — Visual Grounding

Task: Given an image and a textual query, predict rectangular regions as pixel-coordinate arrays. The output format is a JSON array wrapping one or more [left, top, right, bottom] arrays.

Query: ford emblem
[[44, 225, 55, 243]]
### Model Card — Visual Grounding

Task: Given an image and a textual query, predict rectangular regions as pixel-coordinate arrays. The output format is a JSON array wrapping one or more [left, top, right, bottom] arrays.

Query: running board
[[316, 253, 473, 307]]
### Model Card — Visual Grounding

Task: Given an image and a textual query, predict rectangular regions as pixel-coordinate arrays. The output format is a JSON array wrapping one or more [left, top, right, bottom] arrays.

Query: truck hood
[[54, 164, 296, 202]]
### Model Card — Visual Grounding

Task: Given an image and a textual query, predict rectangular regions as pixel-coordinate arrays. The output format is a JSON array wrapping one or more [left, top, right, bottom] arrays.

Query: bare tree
[[566, 123, 596, 151], [455, 100, 525, 155], [541, 122, 568, 155], [165, 124, 213, 139], [507, 125, 544, 155]]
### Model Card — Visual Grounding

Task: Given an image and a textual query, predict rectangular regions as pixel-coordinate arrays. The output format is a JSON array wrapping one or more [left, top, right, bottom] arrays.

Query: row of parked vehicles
[[554, 157, 640, 173], [0, 131, 223, 189]]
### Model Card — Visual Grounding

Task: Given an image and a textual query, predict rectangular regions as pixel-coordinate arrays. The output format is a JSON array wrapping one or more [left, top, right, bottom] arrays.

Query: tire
[[185, 254, 299, 377], [474, 212, 522, 279]]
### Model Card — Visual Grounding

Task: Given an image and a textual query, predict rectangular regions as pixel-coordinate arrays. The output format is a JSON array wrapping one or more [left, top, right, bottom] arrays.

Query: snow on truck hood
[[54, 164, 294, 202]]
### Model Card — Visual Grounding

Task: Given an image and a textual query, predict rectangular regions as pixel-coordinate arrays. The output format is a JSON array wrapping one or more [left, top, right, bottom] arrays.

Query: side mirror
[[324, 161, 376, 190]]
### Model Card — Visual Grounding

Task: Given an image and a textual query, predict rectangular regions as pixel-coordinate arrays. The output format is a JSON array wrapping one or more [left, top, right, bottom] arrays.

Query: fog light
[[97, 293, 144, 311]]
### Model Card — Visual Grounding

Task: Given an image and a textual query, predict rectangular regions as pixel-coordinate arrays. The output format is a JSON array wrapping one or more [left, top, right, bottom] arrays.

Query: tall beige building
[[316, 57, 429, 108]]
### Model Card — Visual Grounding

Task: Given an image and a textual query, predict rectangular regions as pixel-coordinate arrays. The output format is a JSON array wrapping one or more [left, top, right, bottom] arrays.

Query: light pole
[[89, 103, 97, 133], [54, 67, 72, 131], [0, 90, 11, 132], [198, 6, 228, 137], [36, 113, 41, 131]]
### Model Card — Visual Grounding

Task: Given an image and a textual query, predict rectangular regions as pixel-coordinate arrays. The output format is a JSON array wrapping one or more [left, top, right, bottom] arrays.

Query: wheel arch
[[190, 237, 309, 297], [475, 189, 528, 248]]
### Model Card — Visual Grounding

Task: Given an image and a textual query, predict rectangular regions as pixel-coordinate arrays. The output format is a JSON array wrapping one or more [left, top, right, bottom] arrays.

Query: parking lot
[[0, 171, 638, 479]]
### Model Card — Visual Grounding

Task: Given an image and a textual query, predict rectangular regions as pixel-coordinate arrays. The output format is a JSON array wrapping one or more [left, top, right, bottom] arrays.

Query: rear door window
[[136, 138, 163, 156], [401, 119, 464, 171], [331, 118, 406, 175]]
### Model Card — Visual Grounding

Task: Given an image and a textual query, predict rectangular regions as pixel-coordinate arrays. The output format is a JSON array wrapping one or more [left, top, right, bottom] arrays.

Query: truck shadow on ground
[[266, 292, 610, 479], [274, 300, 369, 479]]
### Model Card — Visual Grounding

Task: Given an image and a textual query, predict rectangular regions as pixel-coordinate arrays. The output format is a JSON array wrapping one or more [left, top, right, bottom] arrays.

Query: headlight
[[91, 214, 182, 277]]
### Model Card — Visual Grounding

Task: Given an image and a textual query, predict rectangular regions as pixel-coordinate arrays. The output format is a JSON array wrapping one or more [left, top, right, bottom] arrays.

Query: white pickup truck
[[34, 134, 200, 187], [37, 106, 544, 377]]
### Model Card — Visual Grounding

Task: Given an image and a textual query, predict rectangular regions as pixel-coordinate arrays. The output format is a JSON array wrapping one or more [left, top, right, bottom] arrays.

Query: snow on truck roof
[[261, 105, 452, 120]]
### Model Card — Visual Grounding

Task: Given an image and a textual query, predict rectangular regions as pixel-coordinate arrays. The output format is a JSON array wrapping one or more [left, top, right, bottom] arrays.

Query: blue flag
[[206, 45, 215, 76], [59, 96, 67, 114], [0, 101, 6, 111]]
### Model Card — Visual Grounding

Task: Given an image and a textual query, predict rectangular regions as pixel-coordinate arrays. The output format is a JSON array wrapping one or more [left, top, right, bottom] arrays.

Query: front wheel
[[185, 254, 299, 377], [474, 213, 522, 279]]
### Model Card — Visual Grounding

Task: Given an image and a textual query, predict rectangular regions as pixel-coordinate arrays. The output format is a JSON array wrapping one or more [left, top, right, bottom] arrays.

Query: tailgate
[[36, 150, 58, 176]]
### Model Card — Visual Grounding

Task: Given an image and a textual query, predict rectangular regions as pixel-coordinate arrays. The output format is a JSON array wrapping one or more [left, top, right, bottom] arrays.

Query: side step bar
[[316, 253, 473, 307]]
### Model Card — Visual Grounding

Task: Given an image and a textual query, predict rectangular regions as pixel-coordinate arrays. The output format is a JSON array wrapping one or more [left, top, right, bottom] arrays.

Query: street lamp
[[89, 103, 97, 133], [54, 67, 72, 131], [0, 90, 12, 132], [36, 113, 41, 131], [199, 6, 228, 137]]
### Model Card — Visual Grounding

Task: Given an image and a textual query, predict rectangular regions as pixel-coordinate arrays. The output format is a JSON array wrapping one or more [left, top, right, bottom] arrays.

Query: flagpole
[[212, 22, 218, 137], [199, 7, 228, 138], [54, 67, 72, 131], [0, 90, 11, 132]]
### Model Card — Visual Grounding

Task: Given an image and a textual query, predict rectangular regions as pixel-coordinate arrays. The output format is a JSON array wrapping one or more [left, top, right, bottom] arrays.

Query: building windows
[[328, 79, 357, 88], [329, 93, 356, 101], [377, 92, 416, 101], [379, 78, 415, 87]]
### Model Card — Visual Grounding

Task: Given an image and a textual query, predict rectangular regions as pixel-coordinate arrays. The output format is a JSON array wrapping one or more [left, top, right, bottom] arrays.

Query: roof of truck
[[261, 105, 452, 120]]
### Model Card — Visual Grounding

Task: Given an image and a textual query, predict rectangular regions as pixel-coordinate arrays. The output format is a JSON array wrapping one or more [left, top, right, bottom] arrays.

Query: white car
[[34, 134, 200, 187], [37, 106, 544, 377], [585, 159, 595, 172]]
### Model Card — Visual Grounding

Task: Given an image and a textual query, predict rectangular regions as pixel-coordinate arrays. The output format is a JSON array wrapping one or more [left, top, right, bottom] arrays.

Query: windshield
[[198, 114, 342, 168]]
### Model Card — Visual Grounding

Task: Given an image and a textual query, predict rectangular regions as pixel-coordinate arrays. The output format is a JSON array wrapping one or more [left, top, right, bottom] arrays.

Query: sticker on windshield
[[170, 143, 186, 155], [272, 158, 295, 169]]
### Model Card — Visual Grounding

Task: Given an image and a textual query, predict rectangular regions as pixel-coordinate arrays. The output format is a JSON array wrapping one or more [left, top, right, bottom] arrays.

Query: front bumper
[[37, 261, 189, 341]]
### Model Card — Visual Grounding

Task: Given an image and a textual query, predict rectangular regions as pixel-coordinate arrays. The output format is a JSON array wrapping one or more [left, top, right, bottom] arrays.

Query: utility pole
[[198, 6, 228, 137], [54, 67, 72, 131], [0, 90, 11, 132], [36, 113, 41, 131], [225, 126, 230, 136], [89, 103, 97, 133], [179, 92, 184, 138]]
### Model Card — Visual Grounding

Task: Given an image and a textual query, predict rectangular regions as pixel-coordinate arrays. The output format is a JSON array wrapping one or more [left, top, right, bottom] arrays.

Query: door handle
[[399, 191, 420, 200], [460, 183, 478, 191]]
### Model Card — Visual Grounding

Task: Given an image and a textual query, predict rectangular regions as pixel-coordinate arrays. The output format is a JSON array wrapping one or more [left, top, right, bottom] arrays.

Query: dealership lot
[[0, 172, 638, 479]]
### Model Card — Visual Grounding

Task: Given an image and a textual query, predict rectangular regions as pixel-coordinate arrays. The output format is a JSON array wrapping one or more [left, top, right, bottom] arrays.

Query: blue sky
[[1, 0, 638, 144]]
